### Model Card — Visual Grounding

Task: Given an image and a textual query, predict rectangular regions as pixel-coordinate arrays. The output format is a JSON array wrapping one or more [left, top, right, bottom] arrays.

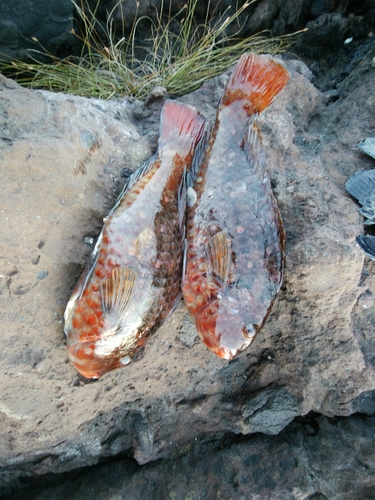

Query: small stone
[[72, 378, 80, 387], [36, 270, 48, 280], [80, 130, 99, 151], [31, 255, 40, 265], [145, 86, 167, 107]]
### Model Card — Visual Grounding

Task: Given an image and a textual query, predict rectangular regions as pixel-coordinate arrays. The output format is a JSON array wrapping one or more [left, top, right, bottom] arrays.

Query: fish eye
[[243, 324, 255, 338]]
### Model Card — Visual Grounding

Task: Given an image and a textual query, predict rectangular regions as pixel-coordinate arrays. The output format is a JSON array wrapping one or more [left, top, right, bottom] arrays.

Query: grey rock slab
[[1, 57, 375, 487], [15, 414, 375, 500]]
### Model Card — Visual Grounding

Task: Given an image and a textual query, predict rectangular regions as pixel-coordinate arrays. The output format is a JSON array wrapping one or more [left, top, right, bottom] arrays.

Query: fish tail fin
[[221, 54, 290, 115], [159, 100, 206, 154], [159, 101, 206, 235]]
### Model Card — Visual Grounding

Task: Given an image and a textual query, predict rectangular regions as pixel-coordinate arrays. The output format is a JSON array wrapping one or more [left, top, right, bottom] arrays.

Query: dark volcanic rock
[[1, 43, 375, 494], [0, 0, 75, 62], [10, 414, 375, 500], [2, 0, 374, 68]]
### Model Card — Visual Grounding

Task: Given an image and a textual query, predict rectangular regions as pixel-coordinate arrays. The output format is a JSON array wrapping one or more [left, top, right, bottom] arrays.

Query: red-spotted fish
[[64, 100, 206, 378], [182, 54, 289, 359]]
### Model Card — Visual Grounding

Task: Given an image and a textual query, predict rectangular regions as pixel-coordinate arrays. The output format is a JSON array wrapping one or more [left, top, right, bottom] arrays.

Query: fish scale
[[183, 54, 289, 360], [64, 100, 206, 378]]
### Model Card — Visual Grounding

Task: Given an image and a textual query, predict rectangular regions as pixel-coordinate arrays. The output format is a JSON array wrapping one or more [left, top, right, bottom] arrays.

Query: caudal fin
[[221, 54, 290, 115], [159, 100, 206, 149]]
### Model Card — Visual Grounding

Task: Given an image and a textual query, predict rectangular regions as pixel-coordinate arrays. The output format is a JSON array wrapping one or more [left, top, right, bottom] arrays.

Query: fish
[[64, 100, 207, 378], [182, 54, 290, 360]]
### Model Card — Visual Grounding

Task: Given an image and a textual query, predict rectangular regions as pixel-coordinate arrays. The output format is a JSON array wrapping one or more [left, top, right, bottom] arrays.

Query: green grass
[[0, 0, 305, 100]]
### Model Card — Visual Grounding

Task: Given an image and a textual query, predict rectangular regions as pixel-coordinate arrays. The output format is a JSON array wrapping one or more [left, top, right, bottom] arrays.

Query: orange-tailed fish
[[182, 54, 289, 359], [64, 100, 206, 378]]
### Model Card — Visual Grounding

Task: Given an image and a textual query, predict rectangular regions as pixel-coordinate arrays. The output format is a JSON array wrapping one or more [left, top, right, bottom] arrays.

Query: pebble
[[36, 270, 48, 280]]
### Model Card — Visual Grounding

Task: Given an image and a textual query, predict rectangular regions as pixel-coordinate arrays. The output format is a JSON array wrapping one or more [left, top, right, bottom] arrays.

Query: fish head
[[64, 265, 144, 378], [195, 293, 257, 359], [65, 312, 143, 378], [66, 337, 131, 379]]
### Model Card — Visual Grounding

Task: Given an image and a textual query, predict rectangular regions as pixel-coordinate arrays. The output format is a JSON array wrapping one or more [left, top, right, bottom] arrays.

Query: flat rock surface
[[1, 51, 375, 491]]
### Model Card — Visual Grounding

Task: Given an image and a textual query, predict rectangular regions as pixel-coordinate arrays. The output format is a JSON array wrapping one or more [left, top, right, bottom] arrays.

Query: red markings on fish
[[182, 54, 289, 359], [64, 100, 206, 378]]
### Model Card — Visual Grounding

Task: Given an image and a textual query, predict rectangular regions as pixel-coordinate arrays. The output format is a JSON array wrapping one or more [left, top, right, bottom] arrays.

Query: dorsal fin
[[206, 231, 232, 287], [100, 267, 137, 324], [221, 54, 290, 115], [182, 238, 188, 278], [186, 122, 212, 189], [109, 155, 158, 216], [178, 166, 187, 232]]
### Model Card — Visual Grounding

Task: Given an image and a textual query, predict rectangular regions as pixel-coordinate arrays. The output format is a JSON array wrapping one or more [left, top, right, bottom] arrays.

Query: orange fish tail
[[160, 100, 206, 194], [221, 54, 290, 114], [159, 100, 206, 154]]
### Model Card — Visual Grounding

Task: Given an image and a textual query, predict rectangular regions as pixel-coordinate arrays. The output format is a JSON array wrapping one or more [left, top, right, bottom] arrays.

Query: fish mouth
[[195, 298, 256, 359]]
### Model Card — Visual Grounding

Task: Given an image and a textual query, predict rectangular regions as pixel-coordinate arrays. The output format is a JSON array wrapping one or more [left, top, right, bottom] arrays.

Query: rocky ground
[[15, 414, 375, 500], [1, 4, 375, 500]]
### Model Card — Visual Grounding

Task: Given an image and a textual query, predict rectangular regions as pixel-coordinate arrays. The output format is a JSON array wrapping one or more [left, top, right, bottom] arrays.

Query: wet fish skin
[[64, 100, 206, 379], [182, 54, 289, 360]]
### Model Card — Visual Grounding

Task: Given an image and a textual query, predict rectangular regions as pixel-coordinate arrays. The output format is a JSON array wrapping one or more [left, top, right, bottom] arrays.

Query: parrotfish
[[182, 54, 290, 359], [64, 100, 206, 378]]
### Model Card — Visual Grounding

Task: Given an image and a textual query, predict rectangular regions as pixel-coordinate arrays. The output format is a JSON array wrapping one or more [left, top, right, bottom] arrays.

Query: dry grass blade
[[0, 0, 305, 99]]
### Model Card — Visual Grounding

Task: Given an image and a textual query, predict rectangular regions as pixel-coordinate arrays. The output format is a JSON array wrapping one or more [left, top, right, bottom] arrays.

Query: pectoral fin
[[100, 267, 137, 321], [206, 231, 232, 287]]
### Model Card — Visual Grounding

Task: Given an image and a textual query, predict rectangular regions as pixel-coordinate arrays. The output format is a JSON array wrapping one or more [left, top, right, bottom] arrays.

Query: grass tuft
[[0, 0, 305, 100]]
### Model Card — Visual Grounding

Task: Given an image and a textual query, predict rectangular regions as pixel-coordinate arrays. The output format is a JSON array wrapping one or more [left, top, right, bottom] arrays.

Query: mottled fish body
[[182, 54, 289, 359], [64, 101, 206, 378]]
